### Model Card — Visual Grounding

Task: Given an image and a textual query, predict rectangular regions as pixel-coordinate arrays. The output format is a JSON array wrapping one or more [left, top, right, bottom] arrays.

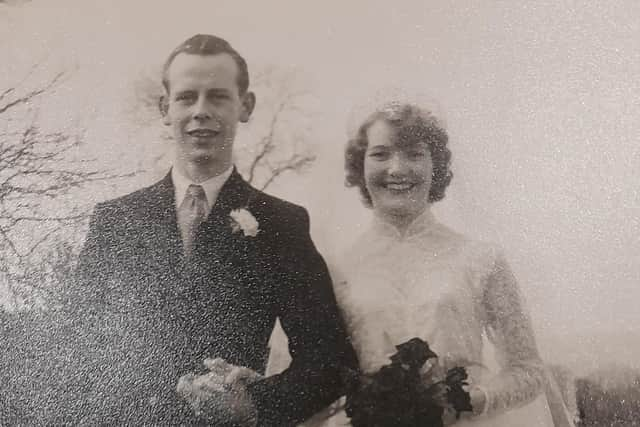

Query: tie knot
[[186, 184, 206, 202]]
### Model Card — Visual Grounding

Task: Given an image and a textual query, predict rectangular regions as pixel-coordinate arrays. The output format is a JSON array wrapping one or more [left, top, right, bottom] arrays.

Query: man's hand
[[203, 358, 262, 387], [177, 358, 262, 426]]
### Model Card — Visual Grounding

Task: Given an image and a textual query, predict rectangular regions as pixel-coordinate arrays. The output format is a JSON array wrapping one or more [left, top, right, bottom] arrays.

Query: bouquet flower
[[342, 337, 472, 427]]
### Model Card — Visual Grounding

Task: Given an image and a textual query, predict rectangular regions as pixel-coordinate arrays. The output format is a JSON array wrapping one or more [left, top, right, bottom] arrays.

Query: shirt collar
[[171, 166, 233, 213]]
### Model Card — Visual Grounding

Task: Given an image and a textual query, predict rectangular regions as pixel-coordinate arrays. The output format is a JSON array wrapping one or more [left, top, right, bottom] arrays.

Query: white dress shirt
[[171, 166, 233, 218]]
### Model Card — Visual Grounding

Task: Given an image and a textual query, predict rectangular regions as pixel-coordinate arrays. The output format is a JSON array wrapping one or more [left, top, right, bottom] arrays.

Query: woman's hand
[[441, 407, 458, 425], [440, 386, 487, 425], [469, 386, 487, 415]]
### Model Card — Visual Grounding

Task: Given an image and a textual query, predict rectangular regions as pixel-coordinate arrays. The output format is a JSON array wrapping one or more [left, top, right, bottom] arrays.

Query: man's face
[[162, 53, 253, 168]]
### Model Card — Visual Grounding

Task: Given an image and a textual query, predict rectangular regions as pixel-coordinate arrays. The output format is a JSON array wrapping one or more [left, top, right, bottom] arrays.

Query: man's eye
[[175, 93, 195, 101]]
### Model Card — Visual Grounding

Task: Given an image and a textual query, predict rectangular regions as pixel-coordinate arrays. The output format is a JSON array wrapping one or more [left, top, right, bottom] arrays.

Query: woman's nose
[[387, 153, 406, 175]]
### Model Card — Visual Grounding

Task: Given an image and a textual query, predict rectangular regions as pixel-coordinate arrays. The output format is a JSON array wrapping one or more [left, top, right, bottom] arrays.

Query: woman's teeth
[[385, 183, 413, 191]]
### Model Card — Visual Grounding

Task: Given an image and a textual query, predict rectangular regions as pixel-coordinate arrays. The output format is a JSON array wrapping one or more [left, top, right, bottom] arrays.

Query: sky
[[2, 0, 639, 374]]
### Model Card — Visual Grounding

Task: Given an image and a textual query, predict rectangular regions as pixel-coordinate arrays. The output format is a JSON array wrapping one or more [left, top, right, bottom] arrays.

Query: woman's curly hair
[[345, 103, 453, 207]]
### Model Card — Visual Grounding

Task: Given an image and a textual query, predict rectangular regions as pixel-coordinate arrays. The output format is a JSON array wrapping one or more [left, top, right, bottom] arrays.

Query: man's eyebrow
[[173, 89, 195, 95]]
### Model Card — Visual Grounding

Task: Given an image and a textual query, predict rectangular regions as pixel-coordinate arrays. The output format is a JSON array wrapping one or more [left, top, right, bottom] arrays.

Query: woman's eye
[[369, 151, 388, 159], [408, 151, 426, 160]]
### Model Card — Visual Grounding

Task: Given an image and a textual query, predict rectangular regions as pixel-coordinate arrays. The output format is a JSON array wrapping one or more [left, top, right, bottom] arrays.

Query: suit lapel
[[191, 168, 262, 305], [144, 171, 184, 268], [198, 168, 255, 252], [137, 168, 257, 272], [207, 168, 254, 224]]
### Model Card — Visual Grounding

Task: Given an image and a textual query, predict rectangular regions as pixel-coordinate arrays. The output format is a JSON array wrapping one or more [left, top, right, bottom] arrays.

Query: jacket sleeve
[[64, 203, 115, 318], [246, 207, 358, 426], [47, 203, 119, 424]]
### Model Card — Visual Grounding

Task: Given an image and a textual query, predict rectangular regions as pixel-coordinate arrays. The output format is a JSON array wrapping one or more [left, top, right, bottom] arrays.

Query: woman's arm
[[476, 249, 546, 416]]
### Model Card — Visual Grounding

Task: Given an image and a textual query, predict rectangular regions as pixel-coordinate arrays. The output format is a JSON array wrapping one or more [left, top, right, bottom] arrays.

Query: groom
[[65, 34, 356, 426]]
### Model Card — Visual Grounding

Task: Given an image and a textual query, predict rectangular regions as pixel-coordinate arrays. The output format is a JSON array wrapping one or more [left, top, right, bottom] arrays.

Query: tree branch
[[246, 98, 289, 184], [0, 227, 20, 259], [259, 153, 316, 191], [0, 71, 64, 115]]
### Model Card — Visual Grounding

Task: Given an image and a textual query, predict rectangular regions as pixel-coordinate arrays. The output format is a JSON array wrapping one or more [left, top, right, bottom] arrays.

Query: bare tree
[[0, 65, 133, 308], [131, 64, 317, 191], [235, 65, 316, 191]]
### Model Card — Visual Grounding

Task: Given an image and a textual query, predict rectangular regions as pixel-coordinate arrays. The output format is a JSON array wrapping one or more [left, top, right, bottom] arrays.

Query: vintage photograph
[[1, 1, 639, 425]]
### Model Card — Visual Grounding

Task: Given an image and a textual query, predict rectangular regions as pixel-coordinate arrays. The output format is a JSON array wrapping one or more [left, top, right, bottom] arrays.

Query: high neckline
[[371, 207, 437, 240]]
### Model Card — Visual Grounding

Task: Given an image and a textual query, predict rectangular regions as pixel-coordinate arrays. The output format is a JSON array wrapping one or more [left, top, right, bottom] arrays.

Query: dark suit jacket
[[62, 169, 357, 426]]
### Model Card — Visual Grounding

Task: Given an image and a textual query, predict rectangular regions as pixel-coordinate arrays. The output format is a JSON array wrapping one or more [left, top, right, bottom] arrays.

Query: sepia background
[[1, 0, 639, 420]]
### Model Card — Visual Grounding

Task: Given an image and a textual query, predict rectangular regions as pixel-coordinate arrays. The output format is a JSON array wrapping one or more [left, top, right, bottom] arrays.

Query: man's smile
[[187, 128, 220, 138]]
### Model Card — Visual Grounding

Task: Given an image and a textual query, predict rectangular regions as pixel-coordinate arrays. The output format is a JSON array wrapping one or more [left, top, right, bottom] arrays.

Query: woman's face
[[364, 119, 433, 220]]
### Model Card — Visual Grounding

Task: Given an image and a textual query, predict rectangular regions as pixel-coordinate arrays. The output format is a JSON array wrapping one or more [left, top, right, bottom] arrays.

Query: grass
[[576, 365, 640, 426]]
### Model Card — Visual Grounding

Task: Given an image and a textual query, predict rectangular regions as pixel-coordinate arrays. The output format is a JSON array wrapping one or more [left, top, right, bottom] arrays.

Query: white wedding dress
[[313, 209, 575, 427]]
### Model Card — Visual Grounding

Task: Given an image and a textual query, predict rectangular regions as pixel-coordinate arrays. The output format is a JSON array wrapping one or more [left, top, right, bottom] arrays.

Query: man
[[64, 34, 356, 426]]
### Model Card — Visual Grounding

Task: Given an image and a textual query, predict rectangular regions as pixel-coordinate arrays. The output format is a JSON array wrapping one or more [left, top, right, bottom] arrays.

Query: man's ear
[[159, 94, 170, 125], [239, 91, 256, 123]]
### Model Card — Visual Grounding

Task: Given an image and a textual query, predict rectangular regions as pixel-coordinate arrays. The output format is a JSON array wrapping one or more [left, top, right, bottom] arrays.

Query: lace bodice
[[333, 209, 546, 417]]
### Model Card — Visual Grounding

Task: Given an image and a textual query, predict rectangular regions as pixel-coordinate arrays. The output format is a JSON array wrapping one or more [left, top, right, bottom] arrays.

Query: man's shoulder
[[248, 189, 310, 232], [251, 189, 306, 216], [91, 178, 168, 218]]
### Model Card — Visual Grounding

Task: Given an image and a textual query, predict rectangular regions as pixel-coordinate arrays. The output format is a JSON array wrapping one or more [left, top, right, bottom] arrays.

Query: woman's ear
[[239, 91, 256, 123], [159, 95, 170, 125]]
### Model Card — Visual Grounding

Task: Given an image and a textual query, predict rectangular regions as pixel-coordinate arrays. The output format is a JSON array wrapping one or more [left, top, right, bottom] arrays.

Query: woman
[[322, 97, 576, 426]]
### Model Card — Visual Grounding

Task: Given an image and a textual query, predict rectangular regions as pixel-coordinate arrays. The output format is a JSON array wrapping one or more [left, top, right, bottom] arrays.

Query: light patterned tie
[[178, 184, 207, 258]]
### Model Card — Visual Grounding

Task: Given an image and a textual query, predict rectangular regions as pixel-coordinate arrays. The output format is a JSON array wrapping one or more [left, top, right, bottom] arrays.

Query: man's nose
[[192, 98, 212, 121]]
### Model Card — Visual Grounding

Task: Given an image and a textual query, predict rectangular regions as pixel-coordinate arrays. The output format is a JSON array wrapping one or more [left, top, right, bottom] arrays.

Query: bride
[[302, 95, 576, 426]]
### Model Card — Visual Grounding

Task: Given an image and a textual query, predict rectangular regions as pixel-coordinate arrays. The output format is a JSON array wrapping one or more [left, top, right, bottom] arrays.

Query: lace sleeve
[[479, 249, 546, 415]]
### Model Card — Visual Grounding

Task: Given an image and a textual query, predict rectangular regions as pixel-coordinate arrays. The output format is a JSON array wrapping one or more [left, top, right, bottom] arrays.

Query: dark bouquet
[[342, 338, 473, 427]]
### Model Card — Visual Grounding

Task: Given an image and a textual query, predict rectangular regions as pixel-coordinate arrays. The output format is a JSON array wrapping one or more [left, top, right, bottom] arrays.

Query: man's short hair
[[162, 34, 250, 95]]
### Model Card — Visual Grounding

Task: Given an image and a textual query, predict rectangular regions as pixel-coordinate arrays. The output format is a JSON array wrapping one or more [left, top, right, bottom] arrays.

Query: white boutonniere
[[230, 208, 259, 237]]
